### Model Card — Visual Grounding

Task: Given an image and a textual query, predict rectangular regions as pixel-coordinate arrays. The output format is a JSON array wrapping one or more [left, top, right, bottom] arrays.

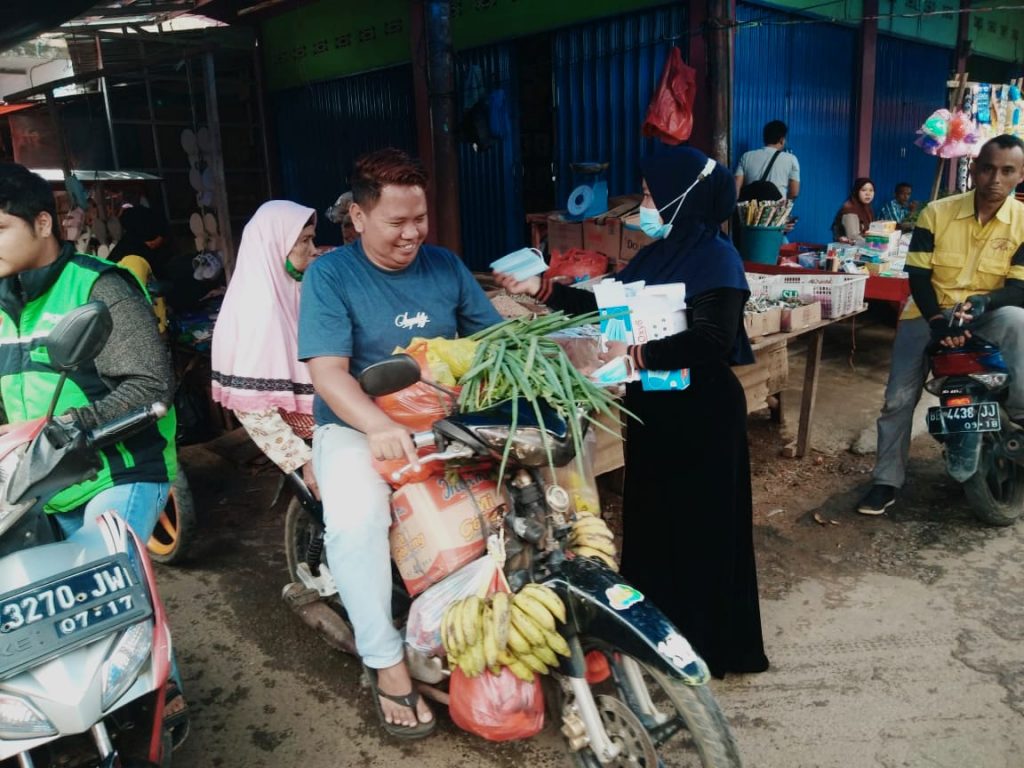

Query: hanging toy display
[[914, 108, 981, 159]]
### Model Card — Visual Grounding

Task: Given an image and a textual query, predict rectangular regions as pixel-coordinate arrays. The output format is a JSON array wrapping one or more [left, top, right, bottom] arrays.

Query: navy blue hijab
[[619, 146, 753, 365]]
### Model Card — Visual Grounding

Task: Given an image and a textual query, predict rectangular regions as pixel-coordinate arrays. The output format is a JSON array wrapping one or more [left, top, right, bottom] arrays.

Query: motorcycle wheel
[[557, 647, 741, 768], [964, 440, 1024, 527], [284, 496, 322, 583], [147, 472, 197, 565]]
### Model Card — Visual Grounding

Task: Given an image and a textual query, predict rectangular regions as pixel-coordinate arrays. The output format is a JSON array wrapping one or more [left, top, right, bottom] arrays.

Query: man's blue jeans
[[55, 481, 170, 541]]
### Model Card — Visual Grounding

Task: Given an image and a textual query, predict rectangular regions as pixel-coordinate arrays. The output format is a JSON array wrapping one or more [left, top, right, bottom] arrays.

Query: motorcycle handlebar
[[88, 402, 167, 449]]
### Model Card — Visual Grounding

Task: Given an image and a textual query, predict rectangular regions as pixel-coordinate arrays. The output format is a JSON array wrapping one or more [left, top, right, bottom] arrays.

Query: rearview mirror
[[46, 302, 113, 371], [358, 354, 422, 397]]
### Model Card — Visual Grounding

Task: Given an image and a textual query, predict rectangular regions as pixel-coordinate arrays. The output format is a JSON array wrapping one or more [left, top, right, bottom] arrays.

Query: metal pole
[[424, 0, 461, 255], [95, 34, 120, 170], [45, 91, 72, 179], [140, 38, 171, 223], [251, 40, 276, 200], [203, 51, 236, 280]]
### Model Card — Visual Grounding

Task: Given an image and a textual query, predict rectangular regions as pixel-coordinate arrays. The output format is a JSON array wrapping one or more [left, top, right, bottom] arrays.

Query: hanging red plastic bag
[[449, 665, 545, 741], [546, 248, 609, 283], [642, 47, 696, 145]]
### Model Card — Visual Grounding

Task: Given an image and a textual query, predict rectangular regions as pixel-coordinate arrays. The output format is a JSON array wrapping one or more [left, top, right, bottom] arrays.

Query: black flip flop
[[364, 666, 436, 740]]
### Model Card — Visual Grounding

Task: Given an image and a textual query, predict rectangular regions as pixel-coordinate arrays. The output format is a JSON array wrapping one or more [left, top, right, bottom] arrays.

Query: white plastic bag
[[406, 538, 507, 656]]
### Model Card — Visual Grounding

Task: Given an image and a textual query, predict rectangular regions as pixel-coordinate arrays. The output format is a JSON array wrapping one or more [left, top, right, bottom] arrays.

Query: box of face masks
[[590, 278, 689, 390]]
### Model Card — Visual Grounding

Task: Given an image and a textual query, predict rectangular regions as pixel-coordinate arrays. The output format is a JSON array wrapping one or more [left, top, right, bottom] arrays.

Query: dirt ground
[[158, 309, 1024, 768]]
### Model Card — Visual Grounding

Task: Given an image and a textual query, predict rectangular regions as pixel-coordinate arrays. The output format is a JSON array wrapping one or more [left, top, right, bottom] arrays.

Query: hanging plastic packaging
[[641, 47, 696, 145], [449, 666, 545, 741]]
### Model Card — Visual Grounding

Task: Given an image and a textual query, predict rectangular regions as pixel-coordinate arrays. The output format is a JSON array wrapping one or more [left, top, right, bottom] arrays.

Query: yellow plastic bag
[[395, 337, 479, 387]]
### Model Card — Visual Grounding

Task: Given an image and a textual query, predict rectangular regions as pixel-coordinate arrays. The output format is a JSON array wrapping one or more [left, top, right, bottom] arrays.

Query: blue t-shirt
[[297, 241, 502, 427]]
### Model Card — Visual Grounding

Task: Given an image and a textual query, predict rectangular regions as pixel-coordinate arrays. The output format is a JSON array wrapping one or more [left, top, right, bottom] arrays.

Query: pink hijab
[[211, 200, 316, 415]]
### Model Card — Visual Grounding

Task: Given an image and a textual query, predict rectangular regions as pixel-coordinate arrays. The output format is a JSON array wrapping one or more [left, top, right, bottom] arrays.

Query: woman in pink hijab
[[212, 200, 320, 496]]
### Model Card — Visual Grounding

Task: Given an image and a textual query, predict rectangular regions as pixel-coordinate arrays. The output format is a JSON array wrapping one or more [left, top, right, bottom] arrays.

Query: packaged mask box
[[591, 278, 689, 390], [389, 471, 503, 596]]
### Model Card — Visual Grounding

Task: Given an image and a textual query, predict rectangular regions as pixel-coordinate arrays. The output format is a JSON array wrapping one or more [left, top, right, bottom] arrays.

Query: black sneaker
[[857, 485, 896, 516]]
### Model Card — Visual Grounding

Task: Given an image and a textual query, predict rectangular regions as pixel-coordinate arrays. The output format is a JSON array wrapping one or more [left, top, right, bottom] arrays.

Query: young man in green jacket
[[0, 163, 177, 539]]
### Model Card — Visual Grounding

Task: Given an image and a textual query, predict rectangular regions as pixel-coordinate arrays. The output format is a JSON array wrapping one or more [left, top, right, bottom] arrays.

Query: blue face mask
[[638, 206, 672, 239], [639, 157, 719, 241]]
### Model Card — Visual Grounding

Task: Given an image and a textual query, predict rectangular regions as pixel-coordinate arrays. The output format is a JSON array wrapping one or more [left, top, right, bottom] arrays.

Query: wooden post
[[854, 0, 878, 177], [707, 0, 735, 167], [424, 0, 461, 254], [410, 0, 438, 244]]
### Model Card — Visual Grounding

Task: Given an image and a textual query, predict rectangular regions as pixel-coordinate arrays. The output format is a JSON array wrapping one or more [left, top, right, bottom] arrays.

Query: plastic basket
[[745, 272, 867, 319], [776, 274, 868, 319], [746, 273, 781, 298]]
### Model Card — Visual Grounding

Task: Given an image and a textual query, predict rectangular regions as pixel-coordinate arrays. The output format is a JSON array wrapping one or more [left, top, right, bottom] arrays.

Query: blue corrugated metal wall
[[271, 65, 417, 245], [552, 5, 688, 204], [871, 35, 952, 214], [733, 3, 856, 244], [455, 44, 523, 271]]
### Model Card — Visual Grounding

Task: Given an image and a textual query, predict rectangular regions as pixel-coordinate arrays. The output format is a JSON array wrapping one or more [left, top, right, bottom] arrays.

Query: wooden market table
[[742, 306, 867, 459]]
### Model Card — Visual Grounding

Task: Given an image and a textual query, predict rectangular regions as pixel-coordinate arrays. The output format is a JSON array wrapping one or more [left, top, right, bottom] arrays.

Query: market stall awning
[[31, 169, 162, 183]]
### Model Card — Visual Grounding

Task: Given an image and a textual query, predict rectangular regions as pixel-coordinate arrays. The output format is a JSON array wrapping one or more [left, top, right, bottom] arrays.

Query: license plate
[[0, 555, 151, 680], [927, 403, 1001, 435]]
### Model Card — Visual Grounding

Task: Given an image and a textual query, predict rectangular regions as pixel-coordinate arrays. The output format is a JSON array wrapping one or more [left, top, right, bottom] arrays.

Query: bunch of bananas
[[440, 584, 570, 682], [566, 512, 619, 571]]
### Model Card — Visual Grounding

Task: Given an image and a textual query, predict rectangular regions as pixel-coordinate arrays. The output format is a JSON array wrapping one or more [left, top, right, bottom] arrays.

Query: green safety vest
[[0, 247, 177, 513]]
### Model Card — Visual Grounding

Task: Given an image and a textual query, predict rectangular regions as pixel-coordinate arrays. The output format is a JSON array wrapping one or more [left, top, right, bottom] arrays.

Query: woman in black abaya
[[494, 146, 769, 678]]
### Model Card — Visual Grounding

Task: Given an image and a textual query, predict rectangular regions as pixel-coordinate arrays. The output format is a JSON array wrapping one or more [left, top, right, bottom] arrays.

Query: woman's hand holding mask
[[493, 271, 541, 297]]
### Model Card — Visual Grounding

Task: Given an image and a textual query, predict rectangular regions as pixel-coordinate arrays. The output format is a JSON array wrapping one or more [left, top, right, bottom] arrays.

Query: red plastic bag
[[375, 346, 458, 432], [449, 666, 545, 741], [642, 47, 696, 145], [546, 248, 608, 283]]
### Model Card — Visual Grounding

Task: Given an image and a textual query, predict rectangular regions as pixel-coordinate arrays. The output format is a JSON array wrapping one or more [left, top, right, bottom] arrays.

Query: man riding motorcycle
[[0, 163, 185, 725], [858, 134, 1024, 515], [297, 148, 502, 738]]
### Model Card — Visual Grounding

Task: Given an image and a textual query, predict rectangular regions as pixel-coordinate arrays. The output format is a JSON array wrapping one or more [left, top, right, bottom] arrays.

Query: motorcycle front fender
[[542, 556, 710, 685], [944, 431, 982, 483]]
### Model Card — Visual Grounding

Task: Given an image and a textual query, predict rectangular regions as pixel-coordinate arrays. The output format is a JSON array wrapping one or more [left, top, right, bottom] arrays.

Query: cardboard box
[[781, 301, 822, 332], [389, 472, 503, 596], [583, 216, 623, 264], [735, 340, 789, 413], [619, 218, 655, 267], [546, 212, 583, 254], [743, 306, 782, 338]]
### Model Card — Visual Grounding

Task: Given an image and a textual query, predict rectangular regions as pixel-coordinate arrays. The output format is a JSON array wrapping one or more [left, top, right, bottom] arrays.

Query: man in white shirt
[[735, 120, 800, 201]]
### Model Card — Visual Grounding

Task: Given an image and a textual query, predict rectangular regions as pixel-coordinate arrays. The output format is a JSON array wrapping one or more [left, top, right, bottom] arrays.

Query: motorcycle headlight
[[968, 373, 1009, 389], [101, 621, 153, 711], [0, 446, 33, 537], [0, 693, 57, 739], [475, 427, 552, 467]]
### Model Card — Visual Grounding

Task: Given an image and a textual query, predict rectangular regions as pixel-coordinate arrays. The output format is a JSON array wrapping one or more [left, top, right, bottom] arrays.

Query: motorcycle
[[0, 302, 182, 768], [925, 331, 1024, 526], [283, 354, 742, 767]]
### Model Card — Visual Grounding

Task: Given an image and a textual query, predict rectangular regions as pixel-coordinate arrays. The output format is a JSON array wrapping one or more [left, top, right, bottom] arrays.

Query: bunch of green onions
[[459, 311, 631, 480]]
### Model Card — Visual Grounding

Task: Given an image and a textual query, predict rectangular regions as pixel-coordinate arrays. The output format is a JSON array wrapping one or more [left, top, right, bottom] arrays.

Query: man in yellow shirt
[[859, 134, 1024, 515]]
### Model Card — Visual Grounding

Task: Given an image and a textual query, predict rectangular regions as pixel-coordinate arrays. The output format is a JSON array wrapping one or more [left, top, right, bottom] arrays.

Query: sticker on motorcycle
[[657, 630, 699, 670], [605, 584, 644, 611]]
